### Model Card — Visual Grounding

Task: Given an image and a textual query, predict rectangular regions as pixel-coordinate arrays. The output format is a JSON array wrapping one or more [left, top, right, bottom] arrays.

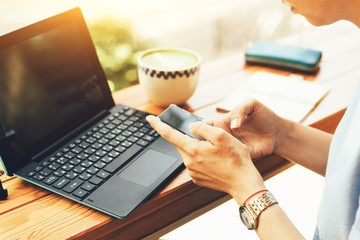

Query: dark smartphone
[[245, 40, 322, 74], [158, 104, 204, 140]]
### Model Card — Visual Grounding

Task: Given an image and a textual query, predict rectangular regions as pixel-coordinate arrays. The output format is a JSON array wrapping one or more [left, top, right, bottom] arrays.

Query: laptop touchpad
[[118, 149, 178, 187]]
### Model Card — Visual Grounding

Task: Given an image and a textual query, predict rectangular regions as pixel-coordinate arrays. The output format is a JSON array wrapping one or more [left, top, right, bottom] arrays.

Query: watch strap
[[246, 191, 278, 217], [239, 190, 278, 230]]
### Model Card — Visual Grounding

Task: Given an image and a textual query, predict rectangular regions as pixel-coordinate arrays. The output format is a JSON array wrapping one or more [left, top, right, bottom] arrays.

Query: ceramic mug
[[137, 47, 201, 107]]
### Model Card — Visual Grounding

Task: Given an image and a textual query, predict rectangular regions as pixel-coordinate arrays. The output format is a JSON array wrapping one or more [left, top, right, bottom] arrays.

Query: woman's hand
[[207, 98, 282, 160], [146, 115, 266, 205]]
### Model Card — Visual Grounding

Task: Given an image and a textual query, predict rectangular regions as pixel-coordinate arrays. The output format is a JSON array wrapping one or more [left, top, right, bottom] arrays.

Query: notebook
[[0, 8, 183, 219], [217, 71, 330, 122]]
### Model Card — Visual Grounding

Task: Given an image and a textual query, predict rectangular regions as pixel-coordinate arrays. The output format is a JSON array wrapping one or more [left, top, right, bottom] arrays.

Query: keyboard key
[[109, 140, 120, 147], [94, 161, 106, 169], [118, 115, 127, 121], [111, 129, 122, 135], [106, 123, 116, 130], [64, 152, 76, 159], [39, 168, 52, 176], [134, 122, 144, 128], [143, 135, 155, 142], [89, 176, 103, 185], [127, 126, 138, 133], [34, 166, 43, 172], [112, 119, 121, 125], [124, 108, 136, 116], [95, 150, 107, 157], [136, 139, 149, 147], [99, 128, 110, 134], [63, 179, 84, 193], [98, 138, 109, 145], [53, 178, 70, 189], [140, 127, 151, 134], [92, 143, 103, 150], [81, 182, 95, 192], [43, 175, 58, 185], [79, 172, 92, 181], [128, 136, 139, 143], [102, 145, 113, 152], [133, 132, 145, 138], [73, 165, 86, 174], [86, 137, 97, 144], [27, 171, 36, 177], [77, 152, 89, 160], [41, 161, 50, 167], [108, 150, 120, 158], [121, 141, 133, 148], [93, 132, 103, 139], [105, 133, 116, 140], [124, 120, 133, 126], [69, 158, 81, 166], [104, 144, 142, 173], [79, 142, 90, 149], [115, 135, 126, 142], [135, 111, 147, 118], [100, 156, 113, 164], [56, 157, 68, 165], [84, 148, 96, 155], [61, 163, 74, 171], [53, 169, 67, 177], [34, 174, 45, 181], [117, 123, 128, 130], [87, 166, 99, 175], [129, 116, 140, 122], [97, 170, 110, 179], [65, 171, 78, 180], [48, 163, 60, 170], [80, 160, 93, 168], [68, 143, 76, 149], [73, 188, 88, 198], [114, 146, 126, 153], [88, 155, 100, 162], [62, 147, 70, 153], [71, 147, 83, 154]]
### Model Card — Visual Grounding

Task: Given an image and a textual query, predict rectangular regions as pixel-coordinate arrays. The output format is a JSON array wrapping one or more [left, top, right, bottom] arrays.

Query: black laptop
[[0, 7, 183, 218]]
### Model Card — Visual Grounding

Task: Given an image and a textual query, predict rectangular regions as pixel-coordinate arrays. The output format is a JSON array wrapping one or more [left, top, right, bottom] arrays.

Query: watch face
[[239, 206, 255, 230]]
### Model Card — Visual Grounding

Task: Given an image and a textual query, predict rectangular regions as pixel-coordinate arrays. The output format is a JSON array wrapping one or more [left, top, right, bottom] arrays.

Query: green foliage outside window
[[88, 17, 151, 92]]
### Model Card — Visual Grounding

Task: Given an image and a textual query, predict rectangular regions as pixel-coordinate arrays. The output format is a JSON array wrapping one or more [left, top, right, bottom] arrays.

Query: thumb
[[230, 98, 260, 129], [189, 121, 233, 146]]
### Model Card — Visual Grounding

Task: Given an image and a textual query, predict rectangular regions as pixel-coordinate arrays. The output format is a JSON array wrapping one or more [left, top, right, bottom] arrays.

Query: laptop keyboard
[[26, 106, 160, 200]]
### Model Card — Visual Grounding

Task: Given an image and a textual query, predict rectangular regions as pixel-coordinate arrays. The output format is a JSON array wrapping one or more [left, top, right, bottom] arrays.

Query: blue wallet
[[245, 40, 322, 74]]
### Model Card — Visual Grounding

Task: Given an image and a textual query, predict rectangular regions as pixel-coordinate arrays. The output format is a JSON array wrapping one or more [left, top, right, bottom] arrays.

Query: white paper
[[216, 71, 330, 122]]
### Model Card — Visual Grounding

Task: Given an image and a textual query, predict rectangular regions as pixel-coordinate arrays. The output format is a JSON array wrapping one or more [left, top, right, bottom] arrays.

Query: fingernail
[[146, 115, 155, 123], [230, 118, 239, 129]]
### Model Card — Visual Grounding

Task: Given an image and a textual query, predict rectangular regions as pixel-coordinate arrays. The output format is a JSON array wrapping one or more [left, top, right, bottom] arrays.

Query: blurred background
[[0, 0, 304, 92]]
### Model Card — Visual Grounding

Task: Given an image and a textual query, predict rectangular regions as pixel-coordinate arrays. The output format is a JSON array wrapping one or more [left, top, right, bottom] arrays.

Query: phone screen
[[158, 104, 204, 140]]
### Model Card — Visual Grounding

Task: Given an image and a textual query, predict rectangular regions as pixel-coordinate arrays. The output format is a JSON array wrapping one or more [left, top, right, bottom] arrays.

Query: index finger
[[146, 115, 198, 151]]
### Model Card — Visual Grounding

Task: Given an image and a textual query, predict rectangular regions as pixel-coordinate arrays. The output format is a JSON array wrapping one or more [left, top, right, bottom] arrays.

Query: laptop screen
[[0, 8, 114, 173]]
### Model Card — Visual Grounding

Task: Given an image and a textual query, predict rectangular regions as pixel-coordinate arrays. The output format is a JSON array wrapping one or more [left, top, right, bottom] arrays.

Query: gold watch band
[[246, 191, 278, 217], [239, 190, 278, 230]]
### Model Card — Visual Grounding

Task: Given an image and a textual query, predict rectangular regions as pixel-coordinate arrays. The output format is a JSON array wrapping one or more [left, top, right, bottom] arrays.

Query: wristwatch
[[239, 191, 278, 230]]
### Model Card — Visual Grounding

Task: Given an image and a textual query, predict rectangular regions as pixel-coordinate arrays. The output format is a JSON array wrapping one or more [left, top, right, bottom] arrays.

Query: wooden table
[[1, 21, 360, 240]]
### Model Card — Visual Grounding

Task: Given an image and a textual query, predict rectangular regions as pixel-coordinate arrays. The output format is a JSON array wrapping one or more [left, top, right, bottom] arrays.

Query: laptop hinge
[[31, 110, 109, 162]]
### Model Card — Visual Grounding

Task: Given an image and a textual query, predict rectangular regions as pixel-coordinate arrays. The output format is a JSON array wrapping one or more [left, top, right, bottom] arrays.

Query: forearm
[[275, 117, 332, 176], [255, 204, 304, 240]]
